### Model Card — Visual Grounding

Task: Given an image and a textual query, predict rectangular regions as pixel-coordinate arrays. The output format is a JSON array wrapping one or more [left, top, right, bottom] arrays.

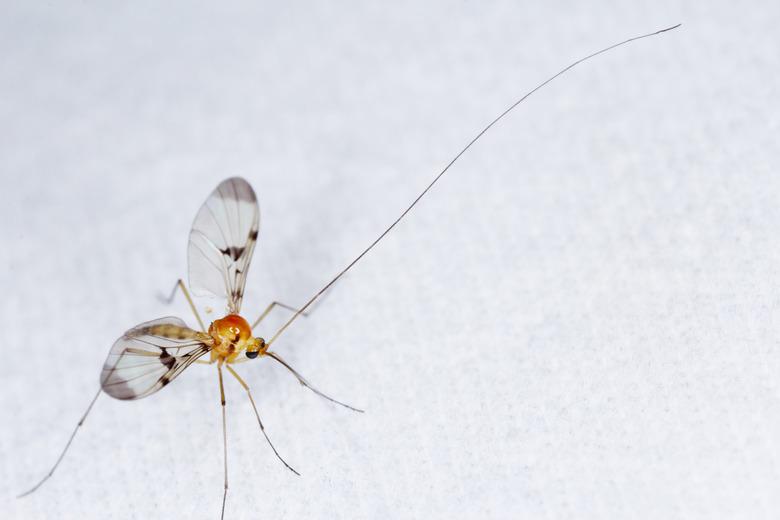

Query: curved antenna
[[18, 389, 102, 498], [267, 23, 681, 347]]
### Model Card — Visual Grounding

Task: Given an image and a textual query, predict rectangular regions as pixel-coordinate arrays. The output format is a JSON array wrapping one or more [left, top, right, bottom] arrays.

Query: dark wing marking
[[187, 177, 259, 314], [100, 317, 212, 400]]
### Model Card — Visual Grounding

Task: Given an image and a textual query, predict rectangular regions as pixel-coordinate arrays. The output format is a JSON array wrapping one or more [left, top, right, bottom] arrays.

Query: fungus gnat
[[19, 24, 680, 519]]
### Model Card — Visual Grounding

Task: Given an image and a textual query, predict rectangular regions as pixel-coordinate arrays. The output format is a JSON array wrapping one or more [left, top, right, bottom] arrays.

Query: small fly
[[18, 24, 680, 519]]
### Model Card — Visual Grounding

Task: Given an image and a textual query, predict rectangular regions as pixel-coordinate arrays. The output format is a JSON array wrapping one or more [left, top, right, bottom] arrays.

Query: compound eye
[[246, 350, 259, 359]]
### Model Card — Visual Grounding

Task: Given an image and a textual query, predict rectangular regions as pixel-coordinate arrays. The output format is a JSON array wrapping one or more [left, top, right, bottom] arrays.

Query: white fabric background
[[1, 1, 778, 519]]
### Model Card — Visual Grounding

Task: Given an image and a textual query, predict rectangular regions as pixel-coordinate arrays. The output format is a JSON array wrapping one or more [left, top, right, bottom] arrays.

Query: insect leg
[[163, 279, 206, 331], [224, 364, 300, 476], [18, 388, 102, 498], [265, 351, 364, 413], [250, 301, 308, 330], [217, 363, 228, 520]]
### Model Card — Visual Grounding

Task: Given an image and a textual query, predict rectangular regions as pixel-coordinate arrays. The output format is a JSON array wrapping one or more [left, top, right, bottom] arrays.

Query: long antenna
[[266, 23, 681, 347]]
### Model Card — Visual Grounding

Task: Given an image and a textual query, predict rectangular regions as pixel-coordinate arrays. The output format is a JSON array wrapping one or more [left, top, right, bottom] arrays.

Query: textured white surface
[[1, 2, 779, 519]]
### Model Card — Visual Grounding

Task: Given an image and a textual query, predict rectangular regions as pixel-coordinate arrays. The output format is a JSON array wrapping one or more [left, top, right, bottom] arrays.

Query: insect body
[[28, 177, 353, 517], [209, 314, 263, 361], [19, 24, 680, 520], [100, 178, 275, 401], [96, 177, 361, 517]]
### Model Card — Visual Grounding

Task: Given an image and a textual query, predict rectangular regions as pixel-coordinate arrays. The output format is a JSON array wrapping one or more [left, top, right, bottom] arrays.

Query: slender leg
[[225, 364, 300, 476], [265, 351, 364, 413], [217, 363, 228, 520], [164, 279, 206, 331], [18, 389, 102, 498], [251, 301, 308, 331]]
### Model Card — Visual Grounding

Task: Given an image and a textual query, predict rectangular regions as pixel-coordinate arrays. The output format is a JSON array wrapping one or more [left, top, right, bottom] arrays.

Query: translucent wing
[[100, 317, 212, 400], [187, 177, 260, 314]]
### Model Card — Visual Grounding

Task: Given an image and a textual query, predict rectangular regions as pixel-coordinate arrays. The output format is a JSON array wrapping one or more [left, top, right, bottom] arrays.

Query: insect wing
[[187, 177, 259, 314], [100, 317, 212, 400]]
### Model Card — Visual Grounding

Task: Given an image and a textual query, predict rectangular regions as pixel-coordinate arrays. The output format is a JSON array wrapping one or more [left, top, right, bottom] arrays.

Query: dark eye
[[246, 351, 258, 359]]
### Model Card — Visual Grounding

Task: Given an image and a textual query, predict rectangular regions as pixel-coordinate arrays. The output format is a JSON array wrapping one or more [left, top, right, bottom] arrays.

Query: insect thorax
[[208, 314, 258, 362]]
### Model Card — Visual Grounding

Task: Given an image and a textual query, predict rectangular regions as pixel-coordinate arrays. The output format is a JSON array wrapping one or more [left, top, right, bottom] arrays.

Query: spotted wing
[[100, 317, 212, 400], [187, 177, 259, 314]]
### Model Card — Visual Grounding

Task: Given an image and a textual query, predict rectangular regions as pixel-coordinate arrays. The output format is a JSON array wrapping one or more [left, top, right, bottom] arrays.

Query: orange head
[[208, 314, 266, 361]]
